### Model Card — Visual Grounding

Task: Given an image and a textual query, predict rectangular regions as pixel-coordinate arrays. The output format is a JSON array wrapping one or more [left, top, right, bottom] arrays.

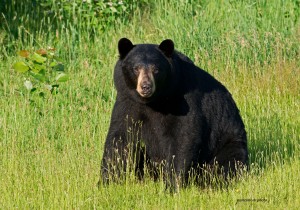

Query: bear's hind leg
[[208, 141, 248, 181]]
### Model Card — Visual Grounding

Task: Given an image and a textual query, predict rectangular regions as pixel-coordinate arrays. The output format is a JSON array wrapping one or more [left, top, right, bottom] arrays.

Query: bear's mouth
[[139, 89, 153, 98], [137, 83, 154, 98], [140, 93, 153, 98]]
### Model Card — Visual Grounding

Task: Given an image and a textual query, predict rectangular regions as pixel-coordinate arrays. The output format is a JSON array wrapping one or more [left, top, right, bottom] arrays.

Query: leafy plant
[[39, 0, 146, 31], [13, 48, 69, 97]]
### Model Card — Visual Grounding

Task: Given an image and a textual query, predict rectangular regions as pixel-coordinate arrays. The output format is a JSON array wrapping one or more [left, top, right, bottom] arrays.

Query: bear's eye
[[152, 68, 159, 74], [133, 67, 140, 75]]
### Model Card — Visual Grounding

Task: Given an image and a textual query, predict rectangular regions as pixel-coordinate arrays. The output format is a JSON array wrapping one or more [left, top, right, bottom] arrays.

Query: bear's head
[[115, 38, 176, 104]]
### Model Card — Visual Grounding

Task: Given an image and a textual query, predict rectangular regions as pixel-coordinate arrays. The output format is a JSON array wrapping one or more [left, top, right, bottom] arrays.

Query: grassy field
[[0, 0, 299, 209]]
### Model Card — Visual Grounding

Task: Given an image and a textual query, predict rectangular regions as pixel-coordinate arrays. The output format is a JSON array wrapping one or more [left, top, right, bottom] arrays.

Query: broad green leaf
[[33, 63, 45, 72], [26, 60, 34, 70], [39, 69, 46, 76], [29, 71, 46, 82], [31, 52, 47, 63], [53, 63, 64, 71], [18, 50, 30, 58], [50, 61, 58, 67], [13, 62, 29, 73], [55, 73, 69, 82]]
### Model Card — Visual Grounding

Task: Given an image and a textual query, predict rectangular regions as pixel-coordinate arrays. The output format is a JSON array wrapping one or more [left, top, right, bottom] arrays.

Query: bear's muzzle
[[136, 68, 156, 98]]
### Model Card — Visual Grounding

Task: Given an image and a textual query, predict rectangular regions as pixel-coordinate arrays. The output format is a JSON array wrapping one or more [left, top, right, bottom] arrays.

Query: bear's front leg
[[100, 102, 144, 185], [101, 135, 144, 185], [164, 159, 180, 193], [163, 153, 191, 193], [161, 140, 197, 193], [101, 133, 128, 185]]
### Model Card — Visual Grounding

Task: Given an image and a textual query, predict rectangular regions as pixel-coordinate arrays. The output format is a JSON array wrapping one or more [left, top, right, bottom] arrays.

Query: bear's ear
[[159, 39, 174, 57], [118, 38, 134, 59]]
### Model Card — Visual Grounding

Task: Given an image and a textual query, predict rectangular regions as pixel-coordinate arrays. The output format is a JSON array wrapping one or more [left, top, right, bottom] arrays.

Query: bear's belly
[[140, 117, 201, 160]]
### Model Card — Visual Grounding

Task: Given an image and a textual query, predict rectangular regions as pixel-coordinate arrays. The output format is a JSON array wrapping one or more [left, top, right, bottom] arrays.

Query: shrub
[[13, 48, 69, 97]]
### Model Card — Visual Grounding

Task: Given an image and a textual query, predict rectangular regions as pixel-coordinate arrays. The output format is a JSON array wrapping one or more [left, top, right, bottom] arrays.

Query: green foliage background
[[0, 0, 299, 209]]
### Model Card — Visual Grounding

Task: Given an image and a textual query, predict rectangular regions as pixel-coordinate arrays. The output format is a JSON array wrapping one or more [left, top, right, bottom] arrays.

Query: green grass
[[0, 0, 299, 209]]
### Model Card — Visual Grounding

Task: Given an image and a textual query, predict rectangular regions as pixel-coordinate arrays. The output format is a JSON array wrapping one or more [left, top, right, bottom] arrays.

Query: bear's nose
[[141, 82, 152, 92]]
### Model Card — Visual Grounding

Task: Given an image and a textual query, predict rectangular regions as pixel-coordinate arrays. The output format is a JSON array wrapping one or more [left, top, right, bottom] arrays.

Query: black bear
[[100, 38, 248, 191]]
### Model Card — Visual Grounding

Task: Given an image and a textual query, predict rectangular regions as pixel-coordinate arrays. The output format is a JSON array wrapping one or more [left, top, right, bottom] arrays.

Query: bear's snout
[[141, 82, 152, 92], [139, 81, 154, 97], [136, 69, 156, 98], [139, 81, 153, 97]]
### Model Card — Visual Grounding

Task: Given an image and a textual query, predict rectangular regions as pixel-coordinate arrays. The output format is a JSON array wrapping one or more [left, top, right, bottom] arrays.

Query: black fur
[[100, 38, 248, 192]]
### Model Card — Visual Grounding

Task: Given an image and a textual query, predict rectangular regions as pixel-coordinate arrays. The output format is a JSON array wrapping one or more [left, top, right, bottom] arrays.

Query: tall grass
[[0, 0, 299, 209]]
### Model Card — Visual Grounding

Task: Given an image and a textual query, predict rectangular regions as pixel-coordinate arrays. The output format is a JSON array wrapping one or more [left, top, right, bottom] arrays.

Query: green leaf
[[50, 61, 58, 67], [31, 52, 47, 63], [39, 69, 46, 76], [13, 62, 29, 73], [29, 71, 46, 82], [33, 63, 45, 72], [55, 73, 69, 82], [53, 63, 64, 71]]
